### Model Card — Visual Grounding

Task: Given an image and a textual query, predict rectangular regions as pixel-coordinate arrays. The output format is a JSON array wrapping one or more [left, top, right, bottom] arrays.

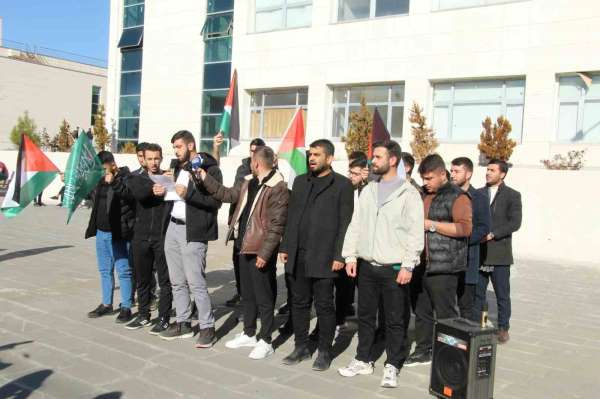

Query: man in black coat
[[475, 159, 522, 344], [279, 139, 354, 371]]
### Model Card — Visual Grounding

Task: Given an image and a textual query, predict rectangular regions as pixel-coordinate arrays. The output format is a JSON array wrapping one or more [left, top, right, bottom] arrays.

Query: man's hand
[[256, 257, 267, 269], [104, 172, 114, 184], [213, 132, 224, 148], [175, 184, 187, 198], [163, 171, 174, 178], [483, 233, 495, 242], [361, 167, 369, 181], [332, 260, 345, 271], [424, 219, 433, 231], [152, 184, 166, 197], [396, 268, 413, 285], [197, 168, 207, 181], [346, 262, 357, 277], [278, 252, 288, 263]]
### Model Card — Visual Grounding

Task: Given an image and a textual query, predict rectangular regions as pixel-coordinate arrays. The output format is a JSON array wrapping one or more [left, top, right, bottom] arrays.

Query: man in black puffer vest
[[406, 154, 472, 367]]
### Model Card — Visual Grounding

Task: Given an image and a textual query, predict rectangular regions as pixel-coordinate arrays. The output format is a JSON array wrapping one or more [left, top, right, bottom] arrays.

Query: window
[[208, 0, 234, 13], [117, 27, 143, 48], [557, 74, 600, 142], [433, 0, 522, 11], [123, 3, 144, 28], [250, 88, 308, 139], [432, 79, 525, 142], [204, 37, 232, 63], [202, 13, 233, 39], [338, 0, 409, 21], [256, 0, 312, 32], [332, 84, 404, 138], [90, 86, 101, 126]]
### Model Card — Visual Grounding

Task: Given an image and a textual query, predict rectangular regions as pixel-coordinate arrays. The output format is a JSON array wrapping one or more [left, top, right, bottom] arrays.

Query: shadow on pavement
[[0, 246, 74, 263], [94, 392, 123, 399], [0, 369, 53, 399], [0, 341, 34, 352]]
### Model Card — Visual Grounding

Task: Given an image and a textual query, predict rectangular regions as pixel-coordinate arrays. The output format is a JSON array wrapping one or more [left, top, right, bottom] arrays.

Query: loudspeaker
[[429, 318, 497, 399]]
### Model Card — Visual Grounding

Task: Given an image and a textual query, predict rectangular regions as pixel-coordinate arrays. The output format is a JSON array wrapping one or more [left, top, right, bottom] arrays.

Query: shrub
[[9, 111, 41, 147], [344, 97, 372, 157], [541, 149, 585, 170], [409, 101, 438, 163], [478, 116, 517, 163]]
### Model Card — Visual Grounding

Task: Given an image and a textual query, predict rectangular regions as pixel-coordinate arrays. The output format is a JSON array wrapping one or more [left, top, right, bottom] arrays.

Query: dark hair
[[250, 138, 266, 148], [418, 154, 446, 175], [401, 152, 415, 176], [136, 142, 149, 153], [97, 150, 114, 164], [171, 130, 196, 147], [488, 158, 509, 174], [373, 140, 402, 167], [310, 139, 335, 156], [349, 158, 368, 169], [348, 151, 367, 163], [145, 143, 163, 157], [253, 146, 275, 168], [451, 157, 474, 172]]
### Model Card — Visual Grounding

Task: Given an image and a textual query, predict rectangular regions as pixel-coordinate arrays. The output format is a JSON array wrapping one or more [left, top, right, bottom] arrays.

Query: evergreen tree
[[478, 116, 516, 163], [344, 97, 372, 157], [93, 104, 111, 151], [409, 101, 438, 163], [9, 111, 41, 147], [55, 119, 74, 152]]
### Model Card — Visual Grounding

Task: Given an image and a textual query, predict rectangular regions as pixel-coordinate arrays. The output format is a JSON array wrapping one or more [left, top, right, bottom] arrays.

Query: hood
[[198, 152, 219, 170]]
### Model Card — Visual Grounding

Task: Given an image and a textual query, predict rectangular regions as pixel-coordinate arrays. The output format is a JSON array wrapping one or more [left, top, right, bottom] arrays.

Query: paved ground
[[0, 205, 599, 398]]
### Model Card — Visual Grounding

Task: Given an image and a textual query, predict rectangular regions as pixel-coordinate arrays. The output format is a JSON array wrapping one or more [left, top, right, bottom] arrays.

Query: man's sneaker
[[87, 304, 113, 318], [404, 350, 432, 367], [225, 333, 257, 349], [195, 327, 217, 348], [497, 329, 510, 344], [159, 322, 193, 341], [338, 359, 374, 377], [380, 364, 398, 388], [115, 308, 133, 324], [125, 314, 151, 330], [149, 317, 170, 335], [248, 340, 274, 360], [225, 294, 241, 307]]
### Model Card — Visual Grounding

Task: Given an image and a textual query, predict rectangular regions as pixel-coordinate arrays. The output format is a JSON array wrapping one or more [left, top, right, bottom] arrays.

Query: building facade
[[106, 0, 600, 166]]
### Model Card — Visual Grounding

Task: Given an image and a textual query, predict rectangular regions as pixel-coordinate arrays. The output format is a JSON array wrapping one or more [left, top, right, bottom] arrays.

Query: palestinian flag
[[368, 107, 391, 159], [219, 69, 240, 150], [1, 135, 59, 218], [277, 108, 307, 189]]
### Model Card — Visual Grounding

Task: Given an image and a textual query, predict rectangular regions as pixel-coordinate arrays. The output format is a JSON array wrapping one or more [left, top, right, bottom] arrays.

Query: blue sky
[[0, 0, 109, 66]]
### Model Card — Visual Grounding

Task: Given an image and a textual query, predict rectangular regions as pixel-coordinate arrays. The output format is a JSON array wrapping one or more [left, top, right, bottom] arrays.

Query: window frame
[[337, 0, 409, 22], [431, 0, 529, 12], [555, 74, 600, 143], [255, 0, 313, 33], [432, 79, 525, 143], [249, 88, 309, 139]]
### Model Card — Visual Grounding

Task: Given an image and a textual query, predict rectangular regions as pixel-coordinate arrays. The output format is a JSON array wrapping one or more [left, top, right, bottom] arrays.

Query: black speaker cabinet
[[429, 318, 497, 399]]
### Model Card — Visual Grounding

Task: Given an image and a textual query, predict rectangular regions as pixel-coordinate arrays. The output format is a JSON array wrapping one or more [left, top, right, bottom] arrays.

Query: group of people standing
[[85, 130, 522, 389]]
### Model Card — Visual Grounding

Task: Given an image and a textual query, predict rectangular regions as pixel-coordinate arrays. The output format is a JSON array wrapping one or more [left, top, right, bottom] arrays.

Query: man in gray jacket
[[338, 141, 424, 389]]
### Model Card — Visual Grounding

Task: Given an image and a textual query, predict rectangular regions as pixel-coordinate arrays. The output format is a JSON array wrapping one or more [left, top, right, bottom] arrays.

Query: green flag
[[63, 134, 104, 223]]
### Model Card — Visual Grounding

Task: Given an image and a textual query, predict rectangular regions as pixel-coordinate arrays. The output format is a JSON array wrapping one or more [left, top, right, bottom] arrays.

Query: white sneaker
[[248, 339, 274, 360], [381, 364, 398, 388], [338, 359, 374, 377], [225, 333, 257, 349]]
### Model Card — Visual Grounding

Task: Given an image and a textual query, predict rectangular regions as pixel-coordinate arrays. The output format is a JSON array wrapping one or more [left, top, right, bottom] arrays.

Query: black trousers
[[335, 270, 355, 325], [414, 273, 459, 353], [131, 239, 172, 319], [232, 245, 241, 296], [474, 266, 511, 330], [457, 272, 477, 322], [239, 254, 277, 343], [289, 251, 336, 351], [355, 261, 410, 369]]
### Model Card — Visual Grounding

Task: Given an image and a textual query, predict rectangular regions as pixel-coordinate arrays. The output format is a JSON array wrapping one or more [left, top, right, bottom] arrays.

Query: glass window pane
[[121, 49, 142, 71], [338, 0, 371, 21], [433, 106, 450, 140], [251, 93, 263, 107], [585, 76, 600, 98], [117, 27, 143, 48], [120, 72, 142, 95], [200, 139, 229, 156], [263, 108, 297, 138], [203, 62, 231, 89], [454, 81, 503, 102], [201, 115, 221, 138], [557, 103, 579, 141], [505, 104, 524, 140], [124, 4, 144, 28], [265, 92, 298, 106], [204, 13, 232, 38], [203, 90, 228, 114], [204, 37, 232, 62], [332, 107, 346, 138], [452, 103, 501, 141], [438, 0, 480, 10], [286, 5, 312, 28], [434, 83, 452, 103], [256, 0, 284, 9], [118, 118, 139, 139], [208, 0, 234, 13], [390, 106, 404, 137], [559, 77, 583, 99], [581, 101, 600, 142], [391, 85, 405, 103], [298, 90, 308, 105], [506, 80, 525, 101], [125, 0, 144, 6], [375, 0, 409, 17], [349, 85, 389, 103], [256, 9, 283, 31], [333, 88, 348, 104], [119, 96, 141, 118], [92, 86, 101, 96]]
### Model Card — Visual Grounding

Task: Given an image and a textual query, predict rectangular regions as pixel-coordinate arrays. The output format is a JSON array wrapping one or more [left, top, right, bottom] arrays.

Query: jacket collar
[[306, 171, 335, 196], [368, 177, 410, 207], [243, 170, 284, 188]]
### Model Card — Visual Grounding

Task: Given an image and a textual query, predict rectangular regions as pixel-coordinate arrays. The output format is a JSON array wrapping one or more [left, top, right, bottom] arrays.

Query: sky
[[0, 0, 109, 66]]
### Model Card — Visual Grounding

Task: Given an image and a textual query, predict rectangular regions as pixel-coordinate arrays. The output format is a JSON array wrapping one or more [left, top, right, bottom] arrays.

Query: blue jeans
[[95, 230, 133, 309]]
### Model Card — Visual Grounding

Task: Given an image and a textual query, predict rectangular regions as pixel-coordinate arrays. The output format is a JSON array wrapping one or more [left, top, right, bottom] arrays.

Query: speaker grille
[[434, 345, 468, 391]]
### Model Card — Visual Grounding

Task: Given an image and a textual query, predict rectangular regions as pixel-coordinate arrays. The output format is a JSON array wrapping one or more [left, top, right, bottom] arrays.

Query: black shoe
[[404, 350, 432, 367], [282, 346, 311, 365], [159, 322, 193, 341], [225, 294, 241, 307], [116, 308, 133, 324], [312, 350, 332, 371], [149, 317, 170, 335], [125, 314, 151, 330], [278, 320, 293, 335], [194, 327, 217, 348], [87, 304, 113, 318], [277, 303, 290, 315]]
